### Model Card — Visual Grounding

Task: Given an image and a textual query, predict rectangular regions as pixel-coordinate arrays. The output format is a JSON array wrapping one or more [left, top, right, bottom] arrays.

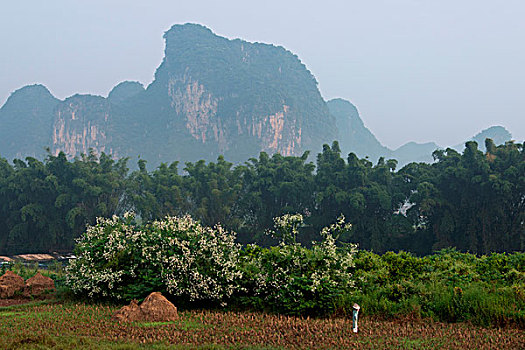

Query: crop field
[[0, 301, 523, 350]]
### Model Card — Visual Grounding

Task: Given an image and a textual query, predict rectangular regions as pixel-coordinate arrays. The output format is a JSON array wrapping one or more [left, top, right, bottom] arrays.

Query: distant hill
[[452, 126, 513, 152], [0, 84, 58, 160], [327, 98, 514, 167], [329, 98, 390, 161], [0, 24, 517, 167], [328, 98, 439, 166], [391, 141, 439, 165]]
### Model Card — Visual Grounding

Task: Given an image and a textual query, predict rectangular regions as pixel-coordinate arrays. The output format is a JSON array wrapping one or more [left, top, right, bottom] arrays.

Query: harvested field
[[0, 298, 30, 307], [0, 301, 523, 349]]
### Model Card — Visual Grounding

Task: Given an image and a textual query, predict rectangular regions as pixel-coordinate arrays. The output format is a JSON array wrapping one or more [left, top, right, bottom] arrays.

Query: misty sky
[[1, 0, 523, 149]]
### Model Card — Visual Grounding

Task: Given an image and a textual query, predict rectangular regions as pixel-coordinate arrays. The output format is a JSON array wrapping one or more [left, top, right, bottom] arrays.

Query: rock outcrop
[[52, 95, 112, 158], [112, 292, 179, 323], [109, 23, 336, 164]]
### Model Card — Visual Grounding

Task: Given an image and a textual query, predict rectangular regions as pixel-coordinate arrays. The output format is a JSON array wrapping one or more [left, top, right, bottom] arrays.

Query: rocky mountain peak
[[2, 84, 57, 111], [0, 84, 59, 160], [108, 81, 145, 105], [141, 23, 335, 162], [164, 23, 215, 41]]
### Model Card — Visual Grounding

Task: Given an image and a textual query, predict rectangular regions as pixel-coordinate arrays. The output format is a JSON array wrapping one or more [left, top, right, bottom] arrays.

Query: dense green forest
[[0, 139, 523, 255]]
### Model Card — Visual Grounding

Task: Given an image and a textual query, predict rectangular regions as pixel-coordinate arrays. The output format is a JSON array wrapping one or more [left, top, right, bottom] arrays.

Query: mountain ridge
[[327, 98, 513, 166], [0, 24, 517, 167]]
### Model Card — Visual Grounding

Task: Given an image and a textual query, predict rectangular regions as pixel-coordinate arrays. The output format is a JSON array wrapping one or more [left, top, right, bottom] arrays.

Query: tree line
[[0, 139, 523, 255]]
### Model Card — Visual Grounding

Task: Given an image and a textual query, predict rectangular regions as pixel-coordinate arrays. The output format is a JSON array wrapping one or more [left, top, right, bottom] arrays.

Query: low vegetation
[[0, 212, 523, 349], [351, 249, 525, 327], [61, 213, 524, 328], [0, 301, 523, 349]]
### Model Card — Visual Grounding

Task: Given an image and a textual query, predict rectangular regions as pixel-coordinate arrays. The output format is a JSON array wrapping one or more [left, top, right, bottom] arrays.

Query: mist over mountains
[[0, 24, 515, 167], [329, 99, 514, 165]]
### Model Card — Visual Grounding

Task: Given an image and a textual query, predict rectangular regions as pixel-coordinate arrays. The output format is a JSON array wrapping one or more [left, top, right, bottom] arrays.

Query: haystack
[[0, 271, 25, 298], [24, 272, 55, 297], [112, 299, 142, 322], [139, 292, 179, 322], [112, 292, 178, 322]]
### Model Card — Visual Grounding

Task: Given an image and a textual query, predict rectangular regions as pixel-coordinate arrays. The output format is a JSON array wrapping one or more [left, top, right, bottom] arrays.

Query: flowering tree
[[66, 213, 242, 302], [240, 214, 357, 315], [66, 212, 357, 316]]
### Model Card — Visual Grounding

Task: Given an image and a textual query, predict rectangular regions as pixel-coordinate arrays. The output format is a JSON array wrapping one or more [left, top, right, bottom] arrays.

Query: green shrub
[[350, 249, 525, 327], [235, 214, 357, 316], [66, 214, 242, 303], [381, 251, 424, 280], [64, 211, 524, 325]]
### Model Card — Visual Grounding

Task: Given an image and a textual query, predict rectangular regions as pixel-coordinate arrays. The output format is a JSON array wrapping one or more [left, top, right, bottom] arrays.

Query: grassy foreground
[[0, 300, 523, 350]]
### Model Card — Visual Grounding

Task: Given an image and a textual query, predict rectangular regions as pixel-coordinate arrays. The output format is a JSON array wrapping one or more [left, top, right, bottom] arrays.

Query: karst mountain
[[0, 24, 513, 167]]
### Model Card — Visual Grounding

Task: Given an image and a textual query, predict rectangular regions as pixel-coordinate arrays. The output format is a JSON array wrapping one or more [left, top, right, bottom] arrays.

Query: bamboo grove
[[0, 139, 523, 255]]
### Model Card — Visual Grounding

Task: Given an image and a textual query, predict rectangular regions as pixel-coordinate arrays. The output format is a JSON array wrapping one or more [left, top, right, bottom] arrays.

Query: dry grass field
[[0, 300, 523, 349]]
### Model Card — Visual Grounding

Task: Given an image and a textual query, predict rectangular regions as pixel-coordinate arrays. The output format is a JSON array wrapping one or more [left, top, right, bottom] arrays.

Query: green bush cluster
[[351, 249, 525, 327], [65, 213, 357, 316], [236, 241, 356, 316], [232, 214, 356, 316], [64, 212, 524, 326], [65, 214, 242, 303]]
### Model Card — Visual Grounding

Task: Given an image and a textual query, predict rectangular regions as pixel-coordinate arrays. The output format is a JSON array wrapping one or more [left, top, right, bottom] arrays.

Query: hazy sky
[[1, 0, 523, 149]]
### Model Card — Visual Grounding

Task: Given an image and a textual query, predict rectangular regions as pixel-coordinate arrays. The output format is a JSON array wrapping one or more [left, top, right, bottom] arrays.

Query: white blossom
[[66, 213, 242, 302]]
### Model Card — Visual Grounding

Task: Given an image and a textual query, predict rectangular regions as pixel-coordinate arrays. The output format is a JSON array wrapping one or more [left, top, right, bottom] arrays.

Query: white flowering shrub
[[238, 214, 357, 316], [66, 212, 357, 316], [267, 213, 304, 244], [66, 213, 242, 302]]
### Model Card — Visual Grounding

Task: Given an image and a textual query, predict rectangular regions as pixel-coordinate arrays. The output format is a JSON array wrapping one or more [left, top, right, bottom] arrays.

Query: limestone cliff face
[[52, 95, 112, 158], [168, 75, 220, 144], [254, 105, 301, 156], [1, 24, 338, 165], [166, 73, 301, 156], [140, 23, 336, 163]]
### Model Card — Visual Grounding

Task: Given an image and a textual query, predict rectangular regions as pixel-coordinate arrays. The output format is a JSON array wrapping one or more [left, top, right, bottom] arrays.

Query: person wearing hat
[[352, 303, 360, 333]]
